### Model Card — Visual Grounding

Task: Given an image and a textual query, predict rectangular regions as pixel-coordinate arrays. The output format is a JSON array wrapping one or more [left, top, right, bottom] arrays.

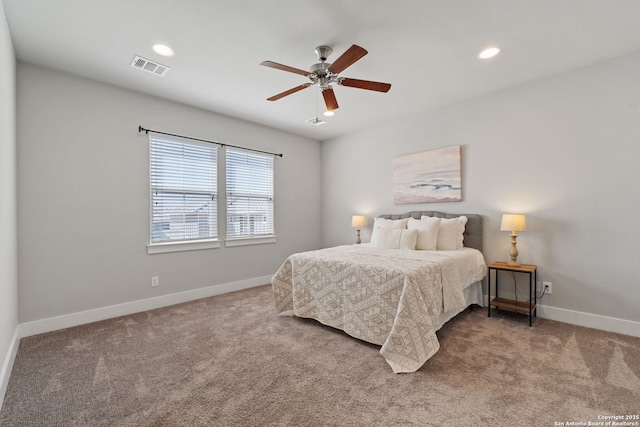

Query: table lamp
[[351, 215, 366, 244], [500, 214, 526, 266]]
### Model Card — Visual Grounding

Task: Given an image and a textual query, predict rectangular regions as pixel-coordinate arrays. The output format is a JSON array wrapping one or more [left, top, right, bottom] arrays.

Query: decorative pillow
[[408, 216, 441, 250], [436, 216, 468, 250], [370, 217, 409, 245], [374, 228, 418, 250], [398, 228, 418, 250]]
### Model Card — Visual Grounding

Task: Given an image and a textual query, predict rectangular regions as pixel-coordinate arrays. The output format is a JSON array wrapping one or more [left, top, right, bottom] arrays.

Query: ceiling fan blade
[[266, 83, 312, 101], [322, 87, 339, 111], [260, 60, 309, 77], [339, 78, 391, 93], [328, 44, 368, 74]]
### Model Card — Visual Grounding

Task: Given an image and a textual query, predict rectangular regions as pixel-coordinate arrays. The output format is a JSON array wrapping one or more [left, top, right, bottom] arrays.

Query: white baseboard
[[483, 295, 640, 338], [19, 275, 272, 338], [535, 304, 640, 338], [0, 326, 20, 411]]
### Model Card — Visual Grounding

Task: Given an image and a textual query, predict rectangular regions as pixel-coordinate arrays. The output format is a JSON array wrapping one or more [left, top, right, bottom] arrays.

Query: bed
[[272, 211, 487, 373]]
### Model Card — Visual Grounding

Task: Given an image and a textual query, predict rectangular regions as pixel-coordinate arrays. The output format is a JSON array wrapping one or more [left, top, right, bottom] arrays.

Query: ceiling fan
[[260, 44, 392, 112]]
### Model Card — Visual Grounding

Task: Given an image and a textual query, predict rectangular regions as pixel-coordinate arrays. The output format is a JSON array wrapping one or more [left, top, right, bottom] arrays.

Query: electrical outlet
[[543, 281, 552, 294], [151, 276, 159, 287]]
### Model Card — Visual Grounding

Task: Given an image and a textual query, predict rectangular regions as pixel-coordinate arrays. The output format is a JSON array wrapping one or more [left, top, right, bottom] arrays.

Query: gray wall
[[11, 36, 640, 330], [321, 51, 640, 323], [0, 0, 18, 386], [17, 63, 322, 322]]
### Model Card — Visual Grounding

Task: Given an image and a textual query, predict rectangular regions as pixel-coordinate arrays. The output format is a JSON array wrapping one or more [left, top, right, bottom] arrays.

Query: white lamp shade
[[500, 214, 526, 232], [351, 215, 366, 228]]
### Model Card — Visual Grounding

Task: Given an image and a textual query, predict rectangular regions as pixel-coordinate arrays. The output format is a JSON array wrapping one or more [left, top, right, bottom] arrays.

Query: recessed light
[[478, 47, 500, 59], [153, 44, 175, 57]]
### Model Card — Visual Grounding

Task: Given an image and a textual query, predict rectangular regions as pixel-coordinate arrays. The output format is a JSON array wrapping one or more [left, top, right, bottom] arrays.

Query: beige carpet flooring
[[1, 284, 639, 426]]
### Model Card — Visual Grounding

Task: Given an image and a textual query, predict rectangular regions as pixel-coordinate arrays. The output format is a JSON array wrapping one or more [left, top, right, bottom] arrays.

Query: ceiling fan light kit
[[261, 44, 392, 113]]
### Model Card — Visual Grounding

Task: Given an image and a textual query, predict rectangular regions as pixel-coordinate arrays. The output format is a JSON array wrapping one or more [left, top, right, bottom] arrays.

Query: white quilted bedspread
[[272, 245, 486, 373]]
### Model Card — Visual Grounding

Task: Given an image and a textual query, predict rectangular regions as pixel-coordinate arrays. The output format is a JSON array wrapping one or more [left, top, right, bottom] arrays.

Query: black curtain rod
[[138, 126, 283, 158]]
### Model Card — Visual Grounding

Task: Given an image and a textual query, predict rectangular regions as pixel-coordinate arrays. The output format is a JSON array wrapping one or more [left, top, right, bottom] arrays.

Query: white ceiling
[[4, 0, 640, 141]]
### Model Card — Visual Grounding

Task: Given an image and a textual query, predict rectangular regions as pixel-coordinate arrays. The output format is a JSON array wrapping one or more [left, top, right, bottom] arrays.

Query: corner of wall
[[0, 327, 20, 410], [0, 0, 20, 411]]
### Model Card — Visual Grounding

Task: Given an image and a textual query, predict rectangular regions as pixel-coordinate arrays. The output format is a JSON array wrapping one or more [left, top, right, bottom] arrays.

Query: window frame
[[147, 134, 220, 254], [225, 147, 276, 247], [146, 135, 277, 254]]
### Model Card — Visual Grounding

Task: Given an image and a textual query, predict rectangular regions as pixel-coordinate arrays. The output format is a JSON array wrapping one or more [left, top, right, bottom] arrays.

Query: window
[[149, 136, 217, 245], [226, 148, 274, 241]]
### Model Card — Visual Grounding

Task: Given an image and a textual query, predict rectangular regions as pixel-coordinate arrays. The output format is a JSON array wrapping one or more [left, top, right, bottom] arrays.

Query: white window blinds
[[150, 136, 217, 243], [226, 148, 274, 239]]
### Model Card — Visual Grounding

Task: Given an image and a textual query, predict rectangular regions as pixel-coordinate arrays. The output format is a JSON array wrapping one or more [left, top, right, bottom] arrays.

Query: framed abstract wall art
[[393, 145, 462, 204]]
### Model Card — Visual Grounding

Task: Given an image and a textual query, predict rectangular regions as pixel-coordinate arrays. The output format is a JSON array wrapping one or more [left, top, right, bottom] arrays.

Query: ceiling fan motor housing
[[310, 62, 335, 87], [310, 62, 331, 76]]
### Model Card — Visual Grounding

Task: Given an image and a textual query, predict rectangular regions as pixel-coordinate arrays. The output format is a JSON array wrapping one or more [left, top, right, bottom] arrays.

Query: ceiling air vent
[[130, 55, 170, 76]]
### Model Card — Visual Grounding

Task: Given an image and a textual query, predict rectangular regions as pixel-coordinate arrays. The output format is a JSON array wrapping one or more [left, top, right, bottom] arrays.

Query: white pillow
[[436, 216, 468, 250], [408, 216, 441, 250], [370, 217, 408, 245], [375, 228, 418, 250]]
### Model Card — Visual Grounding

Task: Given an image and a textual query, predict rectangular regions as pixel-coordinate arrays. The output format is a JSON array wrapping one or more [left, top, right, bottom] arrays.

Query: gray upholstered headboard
[[378, 211, 483, 253]]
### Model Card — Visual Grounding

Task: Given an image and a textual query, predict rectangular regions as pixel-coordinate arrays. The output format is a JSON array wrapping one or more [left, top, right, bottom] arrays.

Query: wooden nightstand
[[487, 262, 538, 327]]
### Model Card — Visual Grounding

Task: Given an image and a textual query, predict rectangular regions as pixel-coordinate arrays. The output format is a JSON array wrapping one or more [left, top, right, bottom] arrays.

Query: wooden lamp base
[[507, 232, 521, 266]]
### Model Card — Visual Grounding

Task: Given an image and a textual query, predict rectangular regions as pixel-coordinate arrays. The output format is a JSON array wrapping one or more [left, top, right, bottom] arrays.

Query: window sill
[[147, 239, 221, 254], [225, 236, 277, 247]]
